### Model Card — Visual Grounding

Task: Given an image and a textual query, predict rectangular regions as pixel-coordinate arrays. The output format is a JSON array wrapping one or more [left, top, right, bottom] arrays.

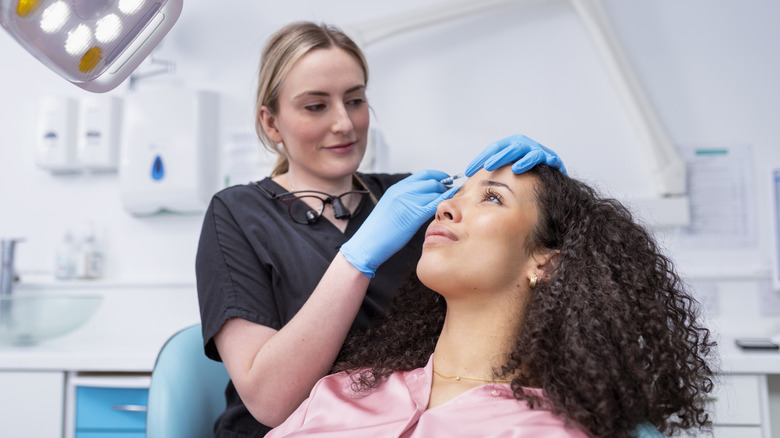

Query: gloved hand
[[341, 169, 456, 278], [465, 134, 566, 176]]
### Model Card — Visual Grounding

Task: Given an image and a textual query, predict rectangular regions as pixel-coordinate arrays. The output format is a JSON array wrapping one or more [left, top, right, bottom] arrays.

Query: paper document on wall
[[675, 145, 757, 248]]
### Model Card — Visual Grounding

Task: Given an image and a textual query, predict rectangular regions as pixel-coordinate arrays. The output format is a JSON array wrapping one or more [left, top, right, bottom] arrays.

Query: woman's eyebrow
[[294, 84, 365, 99], [345, 84, 366, 94], [481, 179, 515, 195]]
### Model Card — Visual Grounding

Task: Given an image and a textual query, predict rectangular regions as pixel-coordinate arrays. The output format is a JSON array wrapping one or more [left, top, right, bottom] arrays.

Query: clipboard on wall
[[676, 146, 757, 249]]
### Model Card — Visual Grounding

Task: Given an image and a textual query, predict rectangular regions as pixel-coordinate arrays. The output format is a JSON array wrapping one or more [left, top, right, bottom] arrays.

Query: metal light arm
[[346, 0, 687, 199]]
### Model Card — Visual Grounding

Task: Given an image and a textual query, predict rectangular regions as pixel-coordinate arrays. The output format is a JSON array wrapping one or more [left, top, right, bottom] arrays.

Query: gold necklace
[[433, 369, 512, 384]]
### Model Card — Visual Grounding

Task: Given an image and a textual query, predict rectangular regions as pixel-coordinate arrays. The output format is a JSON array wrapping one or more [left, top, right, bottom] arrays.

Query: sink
[[0, 294, 103, 346]]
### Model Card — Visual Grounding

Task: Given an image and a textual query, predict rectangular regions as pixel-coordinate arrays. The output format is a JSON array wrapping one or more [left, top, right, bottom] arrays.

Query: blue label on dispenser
[[151, 155, 165, 181]]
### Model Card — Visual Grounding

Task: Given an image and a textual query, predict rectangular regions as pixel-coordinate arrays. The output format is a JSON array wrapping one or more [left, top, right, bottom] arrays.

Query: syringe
[[439, 173, 465, 187]]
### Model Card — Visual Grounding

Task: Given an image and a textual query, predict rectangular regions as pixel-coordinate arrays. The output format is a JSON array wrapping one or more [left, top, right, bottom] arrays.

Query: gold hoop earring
[[529, 275, 538, 289]]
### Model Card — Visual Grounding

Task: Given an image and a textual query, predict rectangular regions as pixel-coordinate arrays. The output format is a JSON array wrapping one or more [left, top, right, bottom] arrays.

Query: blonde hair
[[255, 22, 369, 177]]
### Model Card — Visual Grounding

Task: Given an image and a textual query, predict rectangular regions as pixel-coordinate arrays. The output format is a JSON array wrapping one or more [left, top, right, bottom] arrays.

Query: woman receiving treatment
[[266, 163, 716, 437]]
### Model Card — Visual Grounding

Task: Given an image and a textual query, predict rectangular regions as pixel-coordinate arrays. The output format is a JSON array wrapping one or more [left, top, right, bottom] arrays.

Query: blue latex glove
[[465, 134, 566, 176], [341, 169, 457, 278]]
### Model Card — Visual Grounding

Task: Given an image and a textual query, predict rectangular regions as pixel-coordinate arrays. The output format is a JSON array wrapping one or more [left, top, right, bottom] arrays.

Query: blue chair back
[[146, 324, 229, 438], [634, 421, 664, 437]]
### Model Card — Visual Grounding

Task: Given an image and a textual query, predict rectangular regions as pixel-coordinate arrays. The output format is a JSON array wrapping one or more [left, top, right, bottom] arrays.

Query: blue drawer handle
[[111, 404, 148, 412]]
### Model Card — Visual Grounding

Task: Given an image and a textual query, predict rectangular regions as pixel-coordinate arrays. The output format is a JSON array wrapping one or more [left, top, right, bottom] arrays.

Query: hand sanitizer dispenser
[[119, 88, 220, 215], [78, 96, 122, 171], [35, 96, 79, 173]]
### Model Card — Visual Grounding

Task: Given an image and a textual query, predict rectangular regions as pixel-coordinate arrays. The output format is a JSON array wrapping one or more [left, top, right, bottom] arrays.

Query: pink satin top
[[267, 355, 587, 438]]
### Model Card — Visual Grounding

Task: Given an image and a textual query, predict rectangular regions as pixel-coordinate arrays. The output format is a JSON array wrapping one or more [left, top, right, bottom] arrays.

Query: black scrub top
[[196, 172, 425, 438]]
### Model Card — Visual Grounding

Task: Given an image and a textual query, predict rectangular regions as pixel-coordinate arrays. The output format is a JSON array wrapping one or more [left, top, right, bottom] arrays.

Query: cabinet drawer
[[712, 425, 763, 438], [709, 374, 762, 426], [76, 386, 148, 430]]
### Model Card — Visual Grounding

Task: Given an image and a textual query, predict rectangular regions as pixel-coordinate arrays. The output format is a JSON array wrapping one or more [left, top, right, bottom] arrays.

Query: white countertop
[[0, 331, 175, 372], [0, 284, 201, 373], [1, 284, 778, 376]]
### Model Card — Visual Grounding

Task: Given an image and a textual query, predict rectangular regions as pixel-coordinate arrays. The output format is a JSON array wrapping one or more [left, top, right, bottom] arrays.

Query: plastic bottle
[[76, 224, 104, 279], [54, 230, 77, 280]]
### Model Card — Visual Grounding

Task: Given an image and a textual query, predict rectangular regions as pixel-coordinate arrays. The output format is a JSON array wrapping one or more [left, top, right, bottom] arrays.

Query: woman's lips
[[424, 224, 458, 244], [325, 142, 355, 154]]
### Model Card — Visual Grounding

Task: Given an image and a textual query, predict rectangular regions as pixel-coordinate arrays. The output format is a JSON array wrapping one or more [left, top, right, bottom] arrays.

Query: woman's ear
[[532, 249, 560, 280], [258, 105, 283, 144]]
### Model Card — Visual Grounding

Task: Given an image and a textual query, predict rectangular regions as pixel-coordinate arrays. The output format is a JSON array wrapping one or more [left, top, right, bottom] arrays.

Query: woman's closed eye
[[304, 103, 326, 112]]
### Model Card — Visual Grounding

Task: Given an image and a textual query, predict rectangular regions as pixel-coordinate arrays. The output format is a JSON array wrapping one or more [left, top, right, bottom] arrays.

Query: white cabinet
[[710, 374, 771, 438], [0, 371, 65, 437], [712, 427, 763, 438]]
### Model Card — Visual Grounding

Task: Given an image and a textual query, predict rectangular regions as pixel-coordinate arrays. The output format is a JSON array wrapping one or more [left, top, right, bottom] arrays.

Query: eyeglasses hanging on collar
[[261, 187, 370, 225]]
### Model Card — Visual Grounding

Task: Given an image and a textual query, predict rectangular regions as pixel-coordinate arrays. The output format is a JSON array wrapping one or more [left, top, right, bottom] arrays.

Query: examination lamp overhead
[[0, 0, 183, 93]]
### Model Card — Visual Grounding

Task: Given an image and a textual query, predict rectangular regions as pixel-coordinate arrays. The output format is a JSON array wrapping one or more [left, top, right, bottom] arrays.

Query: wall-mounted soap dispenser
[[118, 88, 220, 216], [78, 96, 122, 171], [35, 96, 79, 173]]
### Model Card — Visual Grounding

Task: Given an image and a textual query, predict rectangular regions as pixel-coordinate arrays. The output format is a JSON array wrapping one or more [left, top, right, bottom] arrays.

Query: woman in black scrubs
[[195, 21, 563, 437]]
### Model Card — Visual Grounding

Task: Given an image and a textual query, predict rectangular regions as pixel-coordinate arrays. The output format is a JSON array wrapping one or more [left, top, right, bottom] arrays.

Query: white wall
[[1, 1, 780, 333]]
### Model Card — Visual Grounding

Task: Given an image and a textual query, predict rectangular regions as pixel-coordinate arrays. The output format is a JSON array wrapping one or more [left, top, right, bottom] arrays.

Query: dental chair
[[635, 422, 664, 438], [146, 324, 229, 438]]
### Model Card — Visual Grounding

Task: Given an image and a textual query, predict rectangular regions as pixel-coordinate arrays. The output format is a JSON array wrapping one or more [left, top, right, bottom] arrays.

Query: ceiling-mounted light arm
[[345, 0, 545, 48], [0, 0, 183, 93], [127, 52, 175, 90], [346, 0, 687, 198], [570, 0, 685, 197]]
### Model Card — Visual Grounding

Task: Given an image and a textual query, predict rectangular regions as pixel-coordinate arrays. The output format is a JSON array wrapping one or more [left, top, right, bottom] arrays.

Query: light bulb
[[118, 0, 144, 14], [16, 0, 43, 17], [40, 1, 70, 33], [95, 14, 121, 42], [65, 23, 92, 55]]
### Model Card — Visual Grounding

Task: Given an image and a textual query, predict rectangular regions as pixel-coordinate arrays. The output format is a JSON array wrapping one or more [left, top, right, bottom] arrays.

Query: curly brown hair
[[335, 165, 716, 437]]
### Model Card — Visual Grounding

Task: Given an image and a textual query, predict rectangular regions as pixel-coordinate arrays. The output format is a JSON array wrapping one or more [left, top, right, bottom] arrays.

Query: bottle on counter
[[54, 230, 77, 280], [76, 224, 104, 280]]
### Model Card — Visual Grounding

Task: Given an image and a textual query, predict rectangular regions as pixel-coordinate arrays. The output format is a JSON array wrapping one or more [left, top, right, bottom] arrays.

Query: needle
[[439, 173, 465, 187]]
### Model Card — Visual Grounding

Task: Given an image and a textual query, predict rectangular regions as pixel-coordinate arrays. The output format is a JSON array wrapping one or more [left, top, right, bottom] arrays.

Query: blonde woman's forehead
[[280, 48, 366, 95]]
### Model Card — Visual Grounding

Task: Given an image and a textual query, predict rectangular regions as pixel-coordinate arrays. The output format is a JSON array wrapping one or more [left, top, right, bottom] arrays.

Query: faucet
[[1, 239, 23, 297], [1, 239, 23, 325]]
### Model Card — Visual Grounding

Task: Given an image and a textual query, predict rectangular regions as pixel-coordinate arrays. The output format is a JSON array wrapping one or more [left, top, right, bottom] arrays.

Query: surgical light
[[0, 0, 183, 92]]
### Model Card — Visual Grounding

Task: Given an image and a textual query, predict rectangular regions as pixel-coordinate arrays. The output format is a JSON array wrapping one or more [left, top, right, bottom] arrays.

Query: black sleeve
[[196, 195, 280, 362]]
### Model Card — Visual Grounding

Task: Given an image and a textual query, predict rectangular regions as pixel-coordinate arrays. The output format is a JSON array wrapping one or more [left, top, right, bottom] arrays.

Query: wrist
[[339, 248, 376, 278], [337, 250, 375, 279]]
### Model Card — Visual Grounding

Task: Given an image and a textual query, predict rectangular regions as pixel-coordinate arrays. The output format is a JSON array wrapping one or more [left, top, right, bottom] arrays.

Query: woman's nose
[[331, 103, 354, 133], [435, 197, 460, 222]]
